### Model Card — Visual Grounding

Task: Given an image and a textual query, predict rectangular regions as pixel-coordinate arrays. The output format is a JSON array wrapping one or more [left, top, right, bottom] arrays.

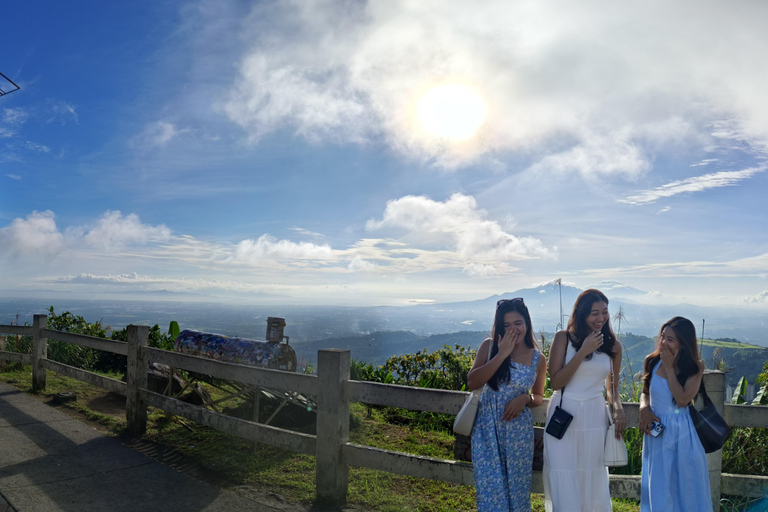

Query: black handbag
[[546, 403, 573, 439], [689, 380, 731, 453], [546, 348, 573, 439]]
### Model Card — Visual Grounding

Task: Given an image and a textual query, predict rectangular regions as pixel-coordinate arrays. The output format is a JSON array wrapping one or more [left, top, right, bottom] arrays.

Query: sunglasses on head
[[497, 297, 524, 307]]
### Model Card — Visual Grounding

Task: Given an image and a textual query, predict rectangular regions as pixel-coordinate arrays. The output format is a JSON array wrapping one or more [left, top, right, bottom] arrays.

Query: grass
[[700, 339, 764, 350], [0, 363, 640, 511]]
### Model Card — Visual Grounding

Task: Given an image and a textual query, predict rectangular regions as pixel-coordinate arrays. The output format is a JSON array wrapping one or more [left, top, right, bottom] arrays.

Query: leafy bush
[[4, 307, 177, 373]]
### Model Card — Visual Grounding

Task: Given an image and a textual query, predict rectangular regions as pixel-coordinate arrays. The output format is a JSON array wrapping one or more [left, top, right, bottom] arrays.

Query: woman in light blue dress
[[639, 316, 711, 511], [467, 298, 547, 512]]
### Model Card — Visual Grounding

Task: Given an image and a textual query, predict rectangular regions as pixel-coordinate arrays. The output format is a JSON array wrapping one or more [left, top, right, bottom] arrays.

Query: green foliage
[[5, 307, 179, 373], [168, 321, 180, 340], [45, 306, 113, 371], [753, 382, 768, 406], [382, 344, 476, 391], [758, 362, 768, 386], [722, 427, 768, 476], [731, 376, 748, 405]]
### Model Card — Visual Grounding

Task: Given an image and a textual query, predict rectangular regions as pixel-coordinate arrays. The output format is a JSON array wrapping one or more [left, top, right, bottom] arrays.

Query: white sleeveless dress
[[543, 342, 612, 512]]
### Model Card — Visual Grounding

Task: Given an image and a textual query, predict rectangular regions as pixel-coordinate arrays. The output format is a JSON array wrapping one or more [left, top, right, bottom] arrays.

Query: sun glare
[[416, 84, 487, 141]]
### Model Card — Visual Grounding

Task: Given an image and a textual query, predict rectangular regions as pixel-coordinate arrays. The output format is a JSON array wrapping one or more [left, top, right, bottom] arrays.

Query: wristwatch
[[529, 393, 535, 405]]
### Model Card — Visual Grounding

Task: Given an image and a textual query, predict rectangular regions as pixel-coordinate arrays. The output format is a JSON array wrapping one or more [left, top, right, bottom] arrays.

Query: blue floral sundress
[[472, 350, 541, 512]]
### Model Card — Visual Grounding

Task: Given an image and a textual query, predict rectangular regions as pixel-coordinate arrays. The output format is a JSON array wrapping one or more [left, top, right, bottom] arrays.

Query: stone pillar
[[126, 325, 149, 434], [31, 314, 48, 392], [316, 349, 350, 506], [703, 370, 725, 512]]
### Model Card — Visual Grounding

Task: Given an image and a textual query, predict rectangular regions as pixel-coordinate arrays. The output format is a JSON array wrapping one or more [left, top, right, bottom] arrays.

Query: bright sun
[[416, 84, 487, 141]]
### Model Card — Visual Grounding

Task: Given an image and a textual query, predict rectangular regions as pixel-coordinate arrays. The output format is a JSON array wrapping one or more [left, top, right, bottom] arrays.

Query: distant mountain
[[2, 280, 767, 350], [291, 330, 489, 366]]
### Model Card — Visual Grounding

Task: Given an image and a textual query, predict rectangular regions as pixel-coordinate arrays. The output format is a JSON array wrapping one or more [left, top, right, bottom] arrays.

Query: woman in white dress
[[543, 289, 626, 512]]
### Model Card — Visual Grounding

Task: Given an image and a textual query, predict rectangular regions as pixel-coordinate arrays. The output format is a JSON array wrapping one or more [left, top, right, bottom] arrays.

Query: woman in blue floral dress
[[467, 298, 548, 511]]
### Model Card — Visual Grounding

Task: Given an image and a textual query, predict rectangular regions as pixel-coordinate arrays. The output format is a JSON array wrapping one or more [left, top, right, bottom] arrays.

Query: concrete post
[[126, 325, 149, 434], [31, 314, 48, 392], [316, 349, 350, 506], [703, 370, 725, 512]]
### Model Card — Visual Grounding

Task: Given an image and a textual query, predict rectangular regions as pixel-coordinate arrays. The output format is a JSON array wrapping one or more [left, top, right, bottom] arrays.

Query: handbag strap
[[607, 366, 615, 425], [557, 335, 569, 408], [695, 378, 713, 407], [471, 338, 495, 397]]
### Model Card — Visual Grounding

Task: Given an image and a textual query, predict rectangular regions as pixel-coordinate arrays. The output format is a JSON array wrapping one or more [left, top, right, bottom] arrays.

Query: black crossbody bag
[[546, 342, 573, 439], [689, 380, 731, 453]]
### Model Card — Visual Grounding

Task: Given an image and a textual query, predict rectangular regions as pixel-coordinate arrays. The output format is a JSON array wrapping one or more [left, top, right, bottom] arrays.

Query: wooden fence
[[1, 315, 767, 511]]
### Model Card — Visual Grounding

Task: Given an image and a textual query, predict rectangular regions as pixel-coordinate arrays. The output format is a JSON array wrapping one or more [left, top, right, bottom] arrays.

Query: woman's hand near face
[[579, 330, 604, 358], [659, 342, 677, 371], [503, 394, 529, 421], [496, 328, 521, 358]]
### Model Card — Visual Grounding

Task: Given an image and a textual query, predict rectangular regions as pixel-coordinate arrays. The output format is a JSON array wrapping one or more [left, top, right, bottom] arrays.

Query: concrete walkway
[[0, 382, 304, 512]]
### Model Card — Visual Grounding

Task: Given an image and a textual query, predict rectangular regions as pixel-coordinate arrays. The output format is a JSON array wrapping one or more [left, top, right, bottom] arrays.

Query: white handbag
[[604, 369, 628, 467], [453, 340, 493, 436], [453, 388, 482, 436]]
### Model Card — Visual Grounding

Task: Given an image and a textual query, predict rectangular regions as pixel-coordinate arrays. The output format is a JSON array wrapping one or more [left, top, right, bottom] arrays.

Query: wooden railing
[[1, 315, 767, 511]]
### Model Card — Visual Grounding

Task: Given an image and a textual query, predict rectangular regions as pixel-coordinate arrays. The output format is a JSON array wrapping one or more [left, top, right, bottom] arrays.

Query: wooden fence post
[[704, 370, 725, 512], [0, 335, 6, 371], [126, 325, 149, 434], [31, 314, 48, 392], [316, 349, 350, 507]]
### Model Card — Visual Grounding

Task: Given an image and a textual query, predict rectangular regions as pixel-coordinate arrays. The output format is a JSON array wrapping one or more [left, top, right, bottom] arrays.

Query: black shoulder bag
[[689, 379, 731, 453], [546, 340, 573, 439]]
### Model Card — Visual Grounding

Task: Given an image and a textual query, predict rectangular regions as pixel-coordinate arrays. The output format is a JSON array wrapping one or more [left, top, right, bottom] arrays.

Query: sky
[[1, 0, 768, 308]]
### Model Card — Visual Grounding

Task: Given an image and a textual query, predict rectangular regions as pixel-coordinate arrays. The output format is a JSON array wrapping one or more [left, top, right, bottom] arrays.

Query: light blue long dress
[[472, 350, 541, 512], [641, 361, 712, 511]]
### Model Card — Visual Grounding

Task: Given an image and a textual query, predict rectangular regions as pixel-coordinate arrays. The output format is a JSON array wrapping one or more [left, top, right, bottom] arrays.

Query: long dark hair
[[487, 298, 536, 391], [642, 316, 701, 394], [566, 289, 617, 358]]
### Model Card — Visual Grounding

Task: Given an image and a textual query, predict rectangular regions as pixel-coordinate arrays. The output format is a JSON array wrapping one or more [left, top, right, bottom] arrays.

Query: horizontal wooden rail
[[41, 359, 127, 395], [344, 442, 474, 485], [41, 328, 128, 356], [143, 390, 316, 455], [721, 473, 768, 499], [0, 351, 33, 364], [144, 347, 317, 396], [0, 325, 33, 336], [348, 380, 642, 427], [348, 380, 466, 414], [724, 404, 768, 429]]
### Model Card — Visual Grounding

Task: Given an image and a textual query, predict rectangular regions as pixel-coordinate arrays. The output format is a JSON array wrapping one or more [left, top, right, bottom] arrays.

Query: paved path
[[0, 382, 303, 512]]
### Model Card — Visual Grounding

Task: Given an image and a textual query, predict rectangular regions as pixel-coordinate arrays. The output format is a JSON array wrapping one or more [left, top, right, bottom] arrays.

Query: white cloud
[[0, 210, 65, 257], [619, 166, 767, 205], [75, 211, 171, 251], [690, 159, 718, 167], [5, 174, 21, 180], [3, 107, 28, 125], [348, 256, 375, 272], [463, 263, 499, 277], [367, 193, 553, 263], [133, 121, 184, 148], [742, 291, 768, 303], [288, 227, 327, 238], [231, 234, 333, 263], [46, 101, 79, 125], [220, 1, 768, 171]]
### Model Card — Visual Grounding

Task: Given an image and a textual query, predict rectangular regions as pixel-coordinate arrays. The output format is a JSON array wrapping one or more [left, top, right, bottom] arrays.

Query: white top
[[561, 340, 611, 400]]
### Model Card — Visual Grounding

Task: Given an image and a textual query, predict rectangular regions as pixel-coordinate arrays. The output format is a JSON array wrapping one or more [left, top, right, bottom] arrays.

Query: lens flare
[[416, 84, 487, 141]]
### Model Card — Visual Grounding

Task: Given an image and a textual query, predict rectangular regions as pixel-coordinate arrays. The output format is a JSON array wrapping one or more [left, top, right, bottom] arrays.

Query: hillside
[[294, 329, 768, 388], [620, 333, 768, 387]]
